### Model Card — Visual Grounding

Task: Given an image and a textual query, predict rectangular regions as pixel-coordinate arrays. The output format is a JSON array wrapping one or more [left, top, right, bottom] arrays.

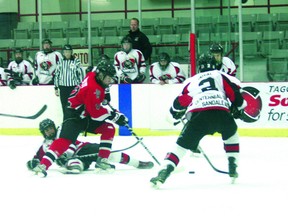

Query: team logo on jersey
[[241, 86, 262, 123], [94, 89, 101, 99], [122, 59, 135, 69], [40, 61, 52, 70]]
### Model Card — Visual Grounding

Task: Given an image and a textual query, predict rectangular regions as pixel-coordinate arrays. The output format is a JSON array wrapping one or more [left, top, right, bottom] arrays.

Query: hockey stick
[[75, 138, 144, 160], [0, 105, 47, 119], [197, 146, 229, 175], [107, 103, 161, 166], [177, 119, 229, 175]]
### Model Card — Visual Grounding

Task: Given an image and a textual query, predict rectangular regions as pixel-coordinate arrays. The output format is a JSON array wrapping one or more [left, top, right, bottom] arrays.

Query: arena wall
[[0, 82, 287, 137]]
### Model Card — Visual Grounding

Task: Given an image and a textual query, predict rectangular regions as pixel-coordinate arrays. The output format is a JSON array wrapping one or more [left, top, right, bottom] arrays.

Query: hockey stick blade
[[0, 105, 47, 120]]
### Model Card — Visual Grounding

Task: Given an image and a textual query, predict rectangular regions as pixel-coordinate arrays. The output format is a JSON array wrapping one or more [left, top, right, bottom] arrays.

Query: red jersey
[[67, 72, 111, 121]]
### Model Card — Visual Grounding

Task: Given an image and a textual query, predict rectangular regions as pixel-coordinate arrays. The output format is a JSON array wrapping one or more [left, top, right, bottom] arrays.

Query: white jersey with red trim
[[7, 60, 34, 85], [34, 50, 62, 84], [219, 57, 237, 76], [149, 61, 186, 84], [180, 70, 242, 113], [0, 67, 7, 86], [114, 49, 146, 81]]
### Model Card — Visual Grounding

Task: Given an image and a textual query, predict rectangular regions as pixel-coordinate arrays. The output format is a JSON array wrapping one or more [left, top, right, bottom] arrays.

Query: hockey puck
[[189, 171, 195, 174]]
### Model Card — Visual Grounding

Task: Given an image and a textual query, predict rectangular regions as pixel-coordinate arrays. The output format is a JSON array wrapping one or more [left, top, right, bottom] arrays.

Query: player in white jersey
[[5, 48, 34, 89], [150, 53, 247, 188], [33, 39, 62, 85], [114, 36, 146, 83], [149, 52, 186, 84], [0, 66, 7, 86], [26, 119, 154, 174], [209, 43, 237, 76]]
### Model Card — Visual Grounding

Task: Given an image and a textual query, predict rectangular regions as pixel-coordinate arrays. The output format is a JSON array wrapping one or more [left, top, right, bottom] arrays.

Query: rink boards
[[0, 82, 287, 137]]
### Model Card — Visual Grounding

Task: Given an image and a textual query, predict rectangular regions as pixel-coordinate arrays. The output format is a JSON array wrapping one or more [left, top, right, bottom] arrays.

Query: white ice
[[0, 135, 287, 216]]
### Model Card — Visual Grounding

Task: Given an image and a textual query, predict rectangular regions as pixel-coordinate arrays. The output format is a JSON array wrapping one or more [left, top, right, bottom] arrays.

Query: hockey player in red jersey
[[150, 53, 247, 188], [33, 62, 129, 177], [149, 52, 186, 85], [114, 36, 146, 84], [27, 119, 154, 174], [209, 43, 237, 77]]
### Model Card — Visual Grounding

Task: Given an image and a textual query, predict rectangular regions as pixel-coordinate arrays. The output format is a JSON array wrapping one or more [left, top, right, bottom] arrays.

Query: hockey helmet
[[63, 44, 73, 51], [95, 62, 116, 88], [198, 53, 217, 72], [121, 36, 133, 53], [97, 54, 110, 65], [158, 52, 171, 70], [209, 43, 223, 54], [39, 118, 57, 140], [42, 38, 52, 45], [14, 48, 23, 53]]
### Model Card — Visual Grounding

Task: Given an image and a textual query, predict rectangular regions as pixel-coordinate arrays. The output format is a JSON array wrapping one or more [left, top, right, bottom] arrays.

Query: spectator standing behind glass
[[149, 52, 186, 85], [33, 39, 62, 85], [5, 48, 34, 89], [114, 36, 146, 84], [126, 18, 152, 61], [54, 44, 84, 119]]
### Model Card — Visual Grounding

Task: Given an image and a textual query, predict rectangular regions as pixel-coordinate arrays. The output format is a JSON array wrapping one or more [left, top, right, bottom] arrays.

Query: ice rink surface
[[1, 135, 287, 216]]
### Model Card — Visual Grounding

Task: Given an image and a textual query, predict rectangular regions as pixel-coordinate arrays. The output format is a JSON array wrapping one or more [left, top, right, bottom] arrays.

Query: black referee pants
[[59, 85, 76, 120]]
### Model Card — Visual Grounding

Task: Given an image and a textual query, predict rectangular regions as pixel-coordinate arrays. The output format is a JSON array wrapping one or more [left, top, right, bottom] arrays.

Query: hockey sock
[[94, 122, 115, 159], [162, 144, 187, 168], [223, 132, 240, 163], [109, 152, 140, 168], [41, 138, 72, 170]]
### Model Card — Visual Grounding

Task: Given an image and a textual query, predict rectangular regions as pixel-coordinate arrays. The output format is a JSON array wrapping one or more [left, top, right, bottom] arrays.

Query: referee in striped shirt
[[54, 44, 84, 119]]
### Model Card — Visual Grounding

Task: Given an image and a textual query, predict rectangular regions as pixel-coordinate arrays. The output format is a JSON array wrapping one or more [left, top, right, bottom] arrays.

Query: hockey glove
[[13, 72, 23, 82], [170, 107, 186, 120], [230, 104, 244, 119], [109, 111, 128, 126], [159, 74, 172, 81], [135, 73, 146, 83], [121, 75, 133, 84], [8, 80, 16, 90], [26, 158, 40, 171], [55, 153, 68, 167], [32, 76, 39, 85]]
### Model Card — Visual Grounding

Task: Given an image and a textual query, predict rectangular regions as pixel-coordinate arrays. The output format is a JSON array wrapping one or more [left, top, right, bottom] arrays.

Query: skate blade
[[64, 169, 81, 174], [150, 181, 163, 189], [34, 171, 47, 178]]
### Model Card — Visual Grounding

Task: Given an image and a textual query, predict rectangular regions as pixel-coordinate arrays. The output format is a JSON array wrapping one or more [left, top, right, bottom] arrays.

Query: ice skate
[[33, 164, 47, 177], [64, 158, 84, 174], [137, 161, 154, 169], [228, 157, 238, 184], [150, 164, 174, 189], [95, 157, 115, 173]]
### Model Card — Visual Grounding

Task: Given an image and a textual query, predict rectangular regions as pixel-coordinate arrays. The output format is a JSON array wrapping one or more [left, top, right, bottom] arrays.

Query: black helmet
[[198, 53, 217, 72], [42, 38, 52, 45], [96, 62, 116, 88], [63, 44, 73, 51], [158, 52, 170, 70], [39, 118, 56, 140], [121, 36, 133, 44], [14, 48, 23, 53], [209, 43, 223, 54], [97, 54, 110, 65]]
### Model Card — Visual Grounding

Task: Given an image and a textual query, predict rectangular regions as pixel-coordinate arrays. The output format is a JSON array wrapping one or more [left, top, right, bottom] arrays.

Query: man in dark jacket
[[126, 18, 152, 61]]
